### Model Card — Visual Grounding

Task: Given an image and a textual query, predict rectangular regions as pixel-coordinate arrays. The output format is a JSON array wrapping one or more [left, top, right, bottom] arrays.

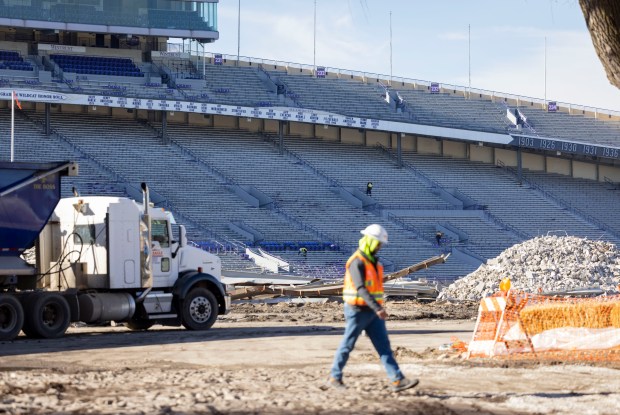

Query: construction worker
[[366, 181, 373, 196], [298, 246, 308, 257], [325, 224, 419, 393]]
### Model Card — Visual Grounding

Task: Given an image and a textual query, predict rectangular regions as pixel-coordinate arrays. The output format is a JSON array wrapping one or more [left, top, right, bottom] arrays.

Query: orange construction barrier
[[467, 289, 620, 362]]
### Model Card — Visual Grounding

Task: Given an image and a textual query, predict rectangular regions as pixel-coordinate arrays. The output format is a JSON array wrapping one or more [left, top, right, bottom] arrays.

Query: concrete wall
[[443, 140, 467, 158], [599, 165, 620, 182], [38, 45, 143, 62], [418, 136, 441, 154], [341, 128, 364, 145], [546, 157, 571, 176], [572, 160, 597, 180], [401, 135, 416, 151], [188, 113, 213, 126], [495, 148, 517, 167], [366, 130, 389, 147], [213, 115, 237, 129], [469, 144, 493, 163], [264, 119, 279, 133], [111, 107, 135, 119], [238, 117, 261, 132], [315, 125, 339, 141], [523, 153, 545, 171], [61, 104, 84, 114], [290, 121, 314, 138], [0, 41, 28, 56], [167, 111, 187, 124]]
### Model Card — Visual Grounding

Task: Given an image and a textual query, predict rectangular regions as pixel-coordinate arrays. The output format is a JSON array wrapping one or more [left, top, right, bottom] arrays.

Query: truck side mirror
[[172, 225, 187, 259], [179, 225, 187, 247]]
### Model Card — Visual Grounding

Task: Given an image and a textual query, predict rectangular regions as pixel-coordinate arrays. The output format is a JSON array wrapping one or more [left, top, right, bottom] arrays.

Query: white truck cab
[[28, 185, 230, 337]]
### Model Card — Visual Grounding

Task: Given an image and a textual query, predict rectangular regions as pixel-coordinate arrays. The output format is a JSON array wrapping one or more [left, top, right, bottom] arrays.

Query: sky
[[197, 0, 620, 111]]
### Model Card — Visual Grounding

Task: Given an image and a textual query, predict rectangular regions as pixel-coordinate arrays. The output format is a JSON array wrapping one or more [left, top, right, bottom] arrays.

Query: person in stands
[[325, 224, 419, 393], [366, 182, 373, 196], [298, 246, 308, 258], [435, 231, 444, 246]]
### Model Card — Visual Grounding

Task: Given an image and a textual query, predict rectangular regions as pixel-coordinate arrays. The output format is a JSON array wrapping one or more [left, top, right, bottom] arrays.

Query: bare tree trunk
[[579, 0, 620, 90]]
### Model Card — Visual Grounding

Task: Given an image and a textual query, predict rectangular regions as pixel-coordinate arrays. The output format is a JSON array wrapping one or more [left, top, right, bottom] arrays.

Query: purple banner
[[214, 54, 223, 65], [547, 101, 557, 112], [316, 67, 326, 78], [430, 82, 440, 94]]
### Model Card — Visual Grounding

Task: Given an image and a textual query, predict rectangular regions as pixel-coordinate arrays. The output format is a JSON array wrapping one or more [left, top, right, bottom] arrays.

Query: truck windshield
[[151, 220, 170, 248]]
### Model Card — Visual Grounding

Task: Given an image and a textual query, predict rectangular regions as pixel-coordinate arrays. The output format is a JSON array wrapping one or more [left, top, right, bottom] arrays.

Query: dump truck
[[0, 161, 229, 341]]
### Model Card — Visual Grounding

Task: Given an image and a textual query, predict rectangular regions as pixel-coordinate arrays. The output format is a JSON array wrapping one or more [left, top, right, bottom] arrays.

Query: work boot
[[391, 377, 419, 393], [322, 377, 347, 390]]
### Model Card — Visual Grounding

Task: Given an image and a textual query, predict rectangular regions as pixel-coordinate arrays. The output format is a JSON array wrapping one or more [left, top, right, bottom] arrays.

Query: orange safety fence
[[467, 290, 620, 362]]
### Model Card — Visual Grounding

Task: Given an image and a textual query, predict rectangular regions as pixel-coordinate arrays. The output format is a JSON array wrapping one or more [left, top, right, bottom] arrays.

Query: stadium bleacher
[[0, 50, 33, 71], [50, 54, 144, 77], [1, 39, 619, 280]]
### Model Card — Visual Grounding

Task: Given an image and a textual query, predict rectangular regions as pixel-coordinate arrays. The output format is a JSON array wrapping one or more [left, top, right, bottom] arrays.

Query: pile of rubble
[[439, 236, 620, 301]]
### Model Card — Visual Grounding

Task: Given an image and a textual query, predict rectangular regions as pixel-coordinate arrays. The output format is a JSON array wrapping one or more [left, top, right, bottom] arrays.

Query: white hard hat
[[360, 224, 388, 244]]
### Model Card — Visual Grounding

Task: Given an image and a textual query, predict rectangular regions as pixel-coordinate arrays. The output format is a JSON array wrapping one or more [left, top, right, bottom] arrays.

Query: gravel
[[439, 236, 620, 301]]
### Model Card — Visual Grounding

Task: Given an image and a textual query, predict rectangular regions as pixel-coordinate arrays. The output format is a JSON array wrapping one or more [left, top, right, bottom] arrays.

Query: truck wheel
[[0, 294, 24, 341], [180, 287, 218, 331], [23, 292, 71, 339]]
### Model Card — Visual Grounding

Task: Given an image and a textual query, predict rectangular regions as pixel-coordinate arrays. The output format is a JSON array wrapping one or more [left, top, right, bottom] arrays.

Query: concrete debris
[[230, 254, 449, 301], [438, 236, 620, 301]]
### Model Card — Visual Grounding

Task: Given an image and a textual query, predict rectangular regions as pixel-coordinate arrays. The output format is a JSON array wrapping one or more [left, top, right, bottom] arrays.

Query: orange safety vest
[[342, 251, 384, 306]]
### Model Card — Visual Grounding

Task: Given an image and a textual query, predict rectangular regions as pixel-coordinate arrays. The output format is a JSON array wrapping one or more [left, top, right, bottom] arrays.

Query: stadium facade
[[1, 1, 619, 282]]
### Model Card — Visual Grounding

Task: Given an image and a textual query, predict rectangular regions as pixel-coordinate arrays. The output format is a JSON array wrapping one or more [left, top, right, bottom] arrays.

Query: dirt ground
[[1, 299, 620, 415]]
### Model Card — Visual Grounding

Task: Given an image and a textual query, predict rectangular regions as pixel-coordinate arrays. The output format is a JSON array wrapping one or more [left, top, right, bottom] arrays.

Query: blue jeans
[[330, 304, 403, 382]]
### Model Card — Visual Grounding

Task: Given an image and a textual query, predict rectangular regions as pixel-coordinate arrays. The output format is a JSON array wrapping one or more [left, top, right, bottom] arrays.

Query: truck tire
[[180, 287, 218, 331], [23, 292, 71, 339], [0, 294, 24, 341]]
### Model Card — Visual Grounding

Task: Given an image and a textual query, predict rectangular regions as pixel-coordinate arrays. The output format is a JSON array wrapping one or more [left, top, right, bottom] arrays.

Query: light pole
[[237, 0, 241, 65], [313, 0, 317, 74], [544, 36, 547, 109], [389, 11, 393, 86], [468, 24, 471, 99]]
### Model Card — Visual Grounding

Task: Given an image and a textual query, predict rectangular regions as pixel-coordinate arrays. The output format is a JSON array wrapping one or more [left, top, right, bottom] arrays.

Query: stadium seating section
[[50, 54, 144, 77], [1, 49, 619, 281], [0, 50, 33, 71]]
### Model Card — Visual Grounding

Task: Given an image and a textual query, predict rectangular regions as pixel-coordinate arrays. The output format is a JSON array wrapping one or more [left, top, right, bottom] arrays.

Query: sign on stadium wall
[[38, 44, 86, 53], [3, 88, 619, 159], [151, 51, 191, 59], [510, 134, 620, 160]]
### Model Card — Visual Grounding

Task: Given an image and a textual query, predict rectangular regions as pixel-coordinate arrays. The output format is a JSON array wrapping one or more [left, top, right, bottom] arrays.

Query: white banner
[[38, 44, 86, 53], [0, 88, 513, 145], [0, 89, 71, 103]]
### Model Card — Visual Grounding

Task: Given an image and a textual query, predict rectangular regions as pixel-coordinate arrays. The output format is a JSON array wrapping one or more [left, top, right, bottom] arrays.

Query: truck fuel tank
[[78, 292, 136, 323]]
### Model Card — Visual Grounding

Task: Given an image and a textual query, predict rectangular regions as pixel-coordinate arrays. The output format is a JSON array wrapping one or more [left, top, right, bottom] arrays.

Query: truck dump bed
[[0, 161, 77, 257]]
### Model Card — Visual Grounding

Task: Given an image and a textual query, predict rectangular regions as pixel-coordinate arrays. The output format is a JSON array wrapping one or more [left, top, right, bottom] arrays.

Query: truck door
[[150, 219, 177, 287]]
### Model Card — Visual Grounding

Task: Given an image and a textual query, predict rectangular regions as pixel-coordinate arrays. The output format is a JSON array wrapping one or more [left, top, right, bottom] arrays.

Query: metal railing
[[375, 143, 442, 191], [260, 132, 382, 208]]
